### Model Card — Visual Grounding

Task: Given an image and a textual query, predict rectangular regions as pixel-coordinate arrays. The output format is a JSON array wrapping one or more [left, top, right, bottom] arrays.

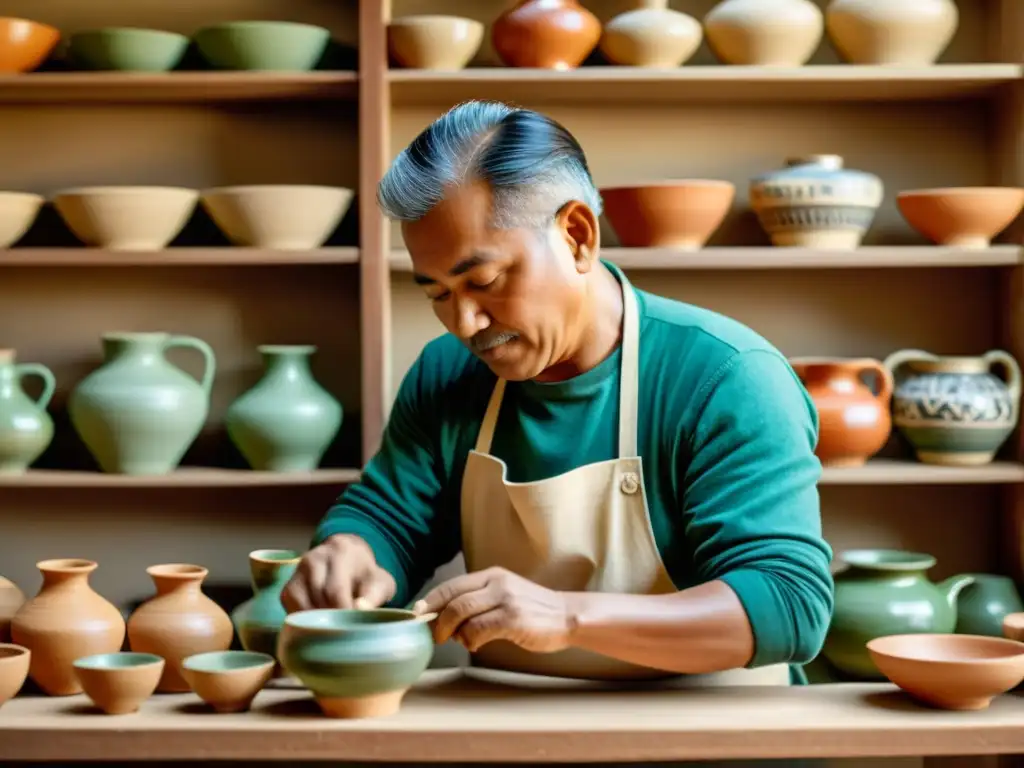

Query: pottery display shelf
[[2, 668, 1024, 762], [0, 468, 360, 489], [0, 247, 360, 267]]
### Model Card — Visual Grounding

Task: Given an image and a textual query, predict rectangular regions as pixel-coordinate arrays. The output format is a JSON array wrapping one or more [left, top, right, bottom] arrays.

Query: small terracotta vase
[[126, 564, 234, 693], [789, 357, 893, 467], [600, 0, 702, 68], [492, 0, 601, 70], [826, 0, 958, 65], [0, 575, 25, 642], [10, 559, 126, 696], [704, 0, 824, 66]]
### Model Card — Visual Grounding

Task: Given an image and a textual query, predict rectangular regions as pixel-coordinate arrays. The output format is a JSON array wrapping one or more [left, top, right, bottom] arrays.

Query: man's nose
[[452, 295, 490, 339]]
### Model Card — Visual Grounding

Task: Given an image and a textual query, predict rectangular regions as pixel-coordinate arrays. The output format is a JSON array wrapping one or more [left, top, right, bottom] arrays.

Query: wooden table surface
[[2, 668, 1023, 762]]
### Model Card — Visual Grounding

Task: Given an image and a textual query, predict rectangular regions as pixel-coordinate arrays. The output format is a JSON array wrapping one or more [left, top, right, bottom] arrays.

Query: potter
[[284, 102, 832, 708]]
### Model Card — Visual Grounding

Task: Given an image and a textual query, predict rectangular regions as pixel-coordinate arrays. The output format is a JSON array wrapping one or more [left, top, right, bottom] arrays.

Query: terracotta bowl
[[181, 650, 275, 713], [0, 18, 60, 73], [68, 28, 189, 72], [0, 191, 43, 248], [1004, 613, 1024, 642], [0, 643, 30, 707], [193, 21, 330, 71], [52, 186, 199, 251], [200, 185, 353, 250], [897, 187, 1024, 250], [388, 15, 484, 70], [601, 181, 735, 250], [73, 652, 164, 715], [867, 633, 1024, 711]]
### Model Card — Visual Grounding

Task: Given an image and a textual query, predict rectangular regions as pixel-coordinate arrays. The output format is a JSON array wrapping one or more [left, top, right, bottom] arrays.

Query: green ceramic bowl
[[192, 21, 330, 71], [68, 28, 189, 72], [181, 651, 276, 713], [278, 608, 434, 719]]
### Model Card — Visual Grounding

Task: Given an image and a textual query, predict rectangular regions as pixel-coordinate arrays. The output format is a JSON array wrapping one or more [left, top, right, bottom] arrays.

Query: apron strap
[[474, 378, 506, 454]]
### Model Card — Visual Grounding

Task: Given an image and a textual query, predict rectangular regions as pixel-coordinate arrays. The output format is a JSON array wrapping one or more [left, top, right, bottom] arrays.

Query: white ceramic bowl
[[52, 186, 199, 251]]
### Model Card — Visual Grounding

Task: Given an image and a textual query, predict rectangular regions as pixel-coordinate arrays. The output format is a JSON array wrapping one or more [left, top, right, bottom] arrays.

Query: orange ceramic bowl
[[0, 17, 60, 73], [601, 181, 735, 250], [897, 187, 1024, 250]]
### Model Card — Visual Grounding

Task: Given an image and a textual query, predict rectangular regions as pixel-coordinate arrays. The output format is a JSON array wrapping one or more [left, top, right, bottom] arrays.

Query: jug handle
[[881, 349, 937, 382], [938, 573, 976, 612], [164, 336, 216, 395], [855, 359, 893, 405], [983, 350, 1022, 402], [16, 363, 56, 410]]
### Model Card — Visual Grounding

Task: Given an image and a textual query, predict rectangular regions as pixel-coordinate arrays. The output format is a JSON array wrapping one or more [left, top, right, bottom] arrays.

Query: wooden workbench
[[1, 668, 1023, 762]]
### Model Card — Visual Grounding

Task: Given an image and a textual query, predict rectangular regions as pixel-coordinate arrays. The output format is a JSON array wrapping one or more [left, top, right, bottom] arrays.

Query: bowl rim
[[0, 191, 44, 204], [200, 184, 354, 196], [867, 633, 1024, 665], [52, 186, 199, 198], [388, 14, 485, 28], [73, 652, 165, 671], [181, 650, 276, 674], [284, 607, 424, 632], [600, 180, 735, 193], [193, 20, 330, 35], [69, 27, 190, 41], [897, 187, 1024, 198], [0, 643, 30, 662], [0, 17, 60, 35]]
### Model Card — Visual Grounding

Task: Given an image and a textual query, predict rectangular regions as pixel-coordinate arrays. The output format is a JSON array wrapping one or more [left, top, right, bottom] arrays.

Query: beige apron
[[459, 271, 790, 686]]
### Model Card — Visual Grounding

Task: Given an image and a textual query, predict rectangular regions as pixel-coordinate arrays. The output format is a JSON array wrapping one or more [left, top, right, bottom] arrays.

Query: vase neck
[[259, 346, 315, 383], [147, 564, 207, 596], [38, 559, 97, 588], [102, 333, 168, 366], [249, 550, 301, 590], [635, 0, 668, 9]]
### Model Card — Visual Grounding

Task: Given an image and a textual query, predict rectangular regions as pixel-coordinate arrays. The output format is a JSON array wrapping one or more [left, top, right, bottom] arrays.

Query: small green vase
[[955, 573, 1024, 637], [0, 349, 55, 474], [225, 345, 342, 472], [231, 549, 301, 674]]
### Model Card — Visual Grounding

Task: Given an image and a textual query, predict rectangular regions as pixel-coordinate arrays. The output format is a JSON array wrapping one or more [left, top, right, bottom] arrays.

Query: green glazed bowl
[[192, 21, 330, 71], [68, 28, 189, 72], [278, 608, 434, 719]]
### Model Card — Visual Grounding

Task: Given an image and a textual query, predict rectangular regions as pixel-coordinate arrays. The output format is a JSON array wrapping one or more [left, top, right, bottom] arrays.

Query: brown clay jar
[[126, 564, 233, 692], [10, 559, 126, 696], [789, 357, 893, 467], [492, 0, 602, 69], [0, 575, 25, 642]]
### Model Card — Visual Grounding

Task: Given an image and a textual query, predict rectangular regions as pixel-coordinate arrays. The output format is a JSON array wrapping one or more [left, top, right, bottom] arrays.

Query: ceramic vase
[[789, 357, 893, 467], [225, 345, 343, 472], [749, 155, 883, 249], [600, 0, 702, 68], [704, 0, 824, 66], [127, 564, 234, 693], [0, 349, 55, 474], [883, 349, 1022, 467], [492, 0, 602, 70], [0, 576, 25, 642], [10, 559, 126, 696], [826, 0, 958, 65], [823, 549, 974, 680], [68, 332, 216, 475], [955, 574, 1024, 638], [231, 549, 301, 673]]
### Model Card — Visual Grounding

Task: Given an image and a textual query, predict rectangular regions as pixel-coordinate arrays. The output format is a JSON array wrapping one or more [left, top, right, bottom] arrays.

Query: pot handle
[[983, 349, 1022, 402], [164, 336, 216, 396], [882, 349, 937, 382], [855, 359, 893, 405], [16, 363, 56, 410]]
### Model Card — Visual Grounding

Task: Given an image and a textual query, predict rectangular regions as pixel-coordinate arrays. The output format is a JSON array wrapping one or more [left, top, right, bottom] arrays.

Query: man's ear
[[555, 200, 600, 273]]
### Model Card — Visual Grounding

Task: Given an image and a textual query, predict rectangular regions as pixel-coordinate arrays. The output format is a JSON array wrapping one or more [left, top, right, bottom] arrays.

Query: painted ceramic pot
[[883, 349, 1022, 467], [0, 576, 25, 643], [278, 608, 434, 719], [750, 155, 883, 249], [955, 574, 1024, 638], [826, 0, 958, 65], [68, 332, 215, 475], [823, 549, 974, 680], [492, 0, 601, 70], [789, 357, 892, 467], [10, 559, 126, 696], [600, 0, 702, 68], [703, 0, 823, 66], [126, 564, 234, 693], [225, 345, 342, 472], [0, 349, 55, 475], [231, 549, 302, 674]]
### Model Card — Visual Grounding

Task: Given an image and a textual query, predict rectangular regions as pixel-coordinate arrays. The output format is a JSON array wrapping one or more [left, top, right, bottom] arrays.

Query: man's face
[[403, 180, 596, 382]]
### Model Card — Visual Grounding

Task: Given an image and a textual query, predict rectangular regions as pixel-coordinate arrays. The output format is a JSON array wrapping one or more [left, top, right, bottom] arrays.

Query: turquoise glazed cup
[[68, 28, 189, 72], [72, 652, 164, 715], [278, 608, 434, 719], [192, 21, 330, 71], [181, 650, 275, 713]]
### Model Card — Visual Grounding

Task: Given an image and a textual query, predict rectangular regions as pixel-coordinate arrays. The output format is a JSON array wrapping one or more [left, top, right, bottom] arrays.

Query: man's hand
[[281, 534, 396, 612], [414, 567, 574, 653]]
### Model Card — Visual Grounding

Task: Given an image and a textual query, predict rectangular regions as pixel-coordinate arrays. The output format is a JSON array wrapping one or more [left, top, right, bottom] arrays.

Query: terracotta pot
[[387, 15, 484, 70], [704, 0, 823, 66], [897, 188, 1024, 250], [181, 650, 275, 713], [0, 18, 60, 73], [0, 192, 44, 248], [0, 576, 25, 643], [0, 644, 30, 708], [789, 357, 892, 467], [73, 652, 164, 715], [126, 564, 234, 693], [826, 0, 958, 65], [492, 0, 601, 70], [601, 181, 734, 250], [52, 186, 199, 251], [10, 559, 126, 696], [600, 0, 702, 68]]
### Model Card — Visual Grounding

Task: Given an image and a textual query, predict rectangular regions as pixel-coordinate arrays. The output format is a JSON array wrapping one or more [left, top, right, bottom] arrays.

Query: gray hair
[[377, 100, 602, 229]]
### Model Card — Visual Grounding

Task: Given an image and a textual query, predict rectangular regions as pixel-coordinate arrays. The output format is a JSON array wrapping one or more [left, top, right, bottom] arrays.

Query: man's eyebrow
[[412, 253, 494, 285]]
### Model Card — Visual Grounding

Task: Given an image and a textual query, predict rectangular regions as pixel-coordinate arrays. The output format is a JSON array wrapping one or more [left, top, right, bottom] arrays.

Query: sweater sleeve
[[312, 350, 460, 607], [681, 348, 834, 667]]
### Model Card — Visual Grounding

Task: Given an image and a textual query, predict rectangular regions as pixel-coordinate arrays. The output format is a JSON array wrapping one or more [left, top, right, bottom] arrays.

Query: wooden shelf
[[0, 248, 360, 267], [819, 459, 1024, 485], [2, 669, 1023, 762], [389, 64, 1023, 106], [0, 468, 361, 488], [390, 246, 1024, 272], [0, 72, 359, 104]]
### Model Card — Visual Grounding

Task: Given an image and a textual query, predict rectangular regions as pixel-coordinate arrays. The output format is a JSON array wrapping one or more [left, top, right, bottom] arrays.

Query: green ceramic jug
[[225, 345, 342, 472], [68, 332, 215, 475], [231, 549, 301, 673], [955, 573, 1024, 637], [0, 349, 55, 474], [823, 549, 975, 680]]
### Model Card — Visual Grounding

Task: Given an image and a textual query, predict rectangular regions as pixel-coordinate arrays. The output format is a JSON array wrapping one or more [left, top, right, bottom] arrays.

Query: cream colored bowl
[[0, 192, 43, 248], [52, 186, 199, 251], [387, 15, 483, 70], [200, 185, 353, 250]]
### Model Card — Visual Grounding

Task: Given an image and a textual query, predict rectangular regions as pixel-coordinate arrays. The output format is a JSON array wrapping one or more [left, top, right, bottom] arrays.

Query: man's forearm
[[563, 580, 755, 675]]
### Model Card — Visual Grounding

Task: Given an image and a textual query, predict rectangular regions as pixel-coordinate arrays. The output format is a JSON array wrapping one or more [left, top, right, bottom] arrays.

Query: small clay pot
[[897, 188, 1024, 250], [0, 576, 25, 642], [0, 18, 60, 73], [181, 650, 275, 713], [601, 181, 735, 250], [600, 0, 703, 68], [0, 643, 30, 707], [388, 15, 483, 70], [492, 0, 601, 70], [73, 652, 164, 715]]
